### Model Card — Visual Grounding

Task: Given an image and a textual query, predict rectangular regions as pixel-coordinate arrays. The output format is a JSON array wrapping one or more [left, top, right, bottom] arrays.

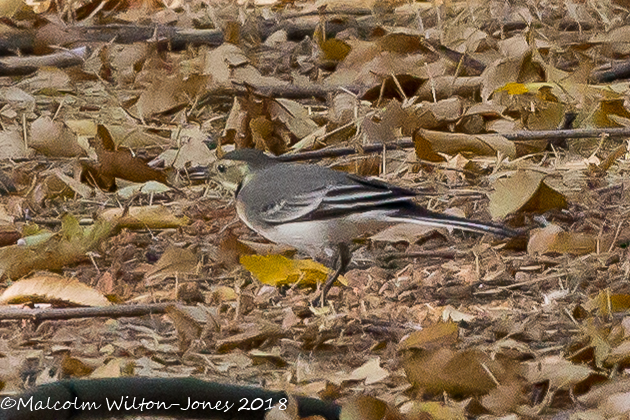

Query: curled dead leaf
[[0, 273, 111, 306], [99, 205, 190, 230], [528, 224, 612, 256], [489, 170, 567, 219], [414, 129, 516, 162]]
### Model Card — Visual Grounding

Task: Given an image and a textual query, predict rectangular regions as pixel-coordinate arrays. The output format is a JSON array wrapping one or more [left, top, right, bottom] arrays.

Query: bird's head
[[212, 149, 278, 192]]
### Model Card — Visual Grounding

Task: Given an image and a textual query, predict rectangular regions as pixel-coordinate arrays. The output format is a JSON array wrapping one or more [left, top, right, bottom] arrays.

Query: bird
[[212, 148, 518, 305]]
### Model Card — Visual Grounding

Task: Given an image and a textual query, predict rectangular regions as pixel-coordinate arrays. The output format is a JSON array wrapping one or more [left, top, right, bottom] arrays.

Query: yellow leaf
[[498, 82, 529, 95], [240, 254, 347, 287]]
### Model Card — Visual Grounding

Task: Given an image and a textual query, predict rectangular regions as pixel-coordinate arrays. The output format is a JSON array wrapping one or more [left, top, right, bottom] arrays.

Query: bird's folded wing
[[259, 180, 416, 224], [258, 187, 326, 223]]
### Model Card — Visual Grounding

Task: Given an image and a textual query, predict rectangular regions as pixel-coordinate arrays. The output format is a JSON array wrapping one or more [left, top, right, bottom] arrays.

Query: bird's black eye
[[217, 164, 227, 173]]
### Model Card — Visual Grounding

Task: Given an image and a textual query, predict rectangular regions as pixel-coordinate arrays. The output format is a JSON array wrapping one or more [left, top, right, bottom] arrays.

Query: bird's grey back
[[239, 163, 352, 209]]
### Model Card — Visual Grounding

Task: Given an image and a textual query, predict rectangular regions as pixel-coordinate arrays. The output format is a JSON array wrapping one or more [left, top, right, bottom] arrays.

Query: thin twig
[[473, 272, 567, 296], [0, 303, 173, 321]]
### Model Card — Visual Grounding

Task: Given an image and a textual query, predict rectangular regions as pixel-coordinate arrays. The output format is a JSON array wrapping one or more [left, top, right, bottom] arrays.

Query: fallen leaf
[[340, 395, 402, 420], [399, 321, 459, 352], [240, 254, 347, 287], [344, 358, 389, 385], [522, 356, 593, 390], [144, 246, 198, 284], [0, 215, 112, 279], [99, 205, 190, 230], [414, 129, 516, 162], [489, 170, 567, 219], [0, 273, 111, 306], [528, 224, 612, 256], [30, 117, 85, 158]]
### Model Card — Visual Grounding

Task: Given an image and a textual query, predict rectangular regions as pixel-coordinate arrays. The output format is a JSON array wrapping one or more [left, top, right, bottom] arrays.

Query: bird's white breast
[[250, 210, 393, 259]]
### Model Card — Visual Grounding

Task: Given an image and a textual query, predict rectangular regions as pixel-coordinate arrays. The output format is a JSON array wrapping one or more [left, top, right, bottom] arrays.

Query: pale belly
[[238, 206, 392, 259]]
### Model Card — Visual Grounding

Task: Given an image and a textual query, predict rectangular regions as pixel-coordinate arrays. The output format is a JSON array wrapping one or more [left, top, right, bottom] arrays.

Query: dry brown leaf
[[103, 43, 149, 81], [204, 43, 249, 87], [399, 321, 458, 352], [62, 356, 96, 377], [215, 322, 284, 353], [0, 86, 34, 102], [320, 38, 352, 62], [83, 125, 167, 190], [52, 169, 95, 199], [606, 340, 630, 367], [136, 73, 208, 119], [410, 97, 465, 134], [222, 97, 250, 147], [99, 205, 190, 230], [344, 358, 389, 385], [414, 129, 516, 162], [593, 98, 630, 127], [401, 401, 466, 420], [0, 0, 27, 18], [584, 290, 630, 316], [376, 31, 423, 54], [590, 26, 630, 55], [361, 100, 411, 143], [30, 117, 85, 158], [106, 124, 172, 149], [168, 126, 216, 169], [578, 378, 630, 408], [90, 358, 124, 378], [340, 395, 403, 420], [0, 127, 29, 160], [270, 99, 320, 140], [237, 239, 295, 257], [523, 356, 593, 390], [488, 170, 567, 219], [329, 50, 420, 88], [248, 349, 288, 368], [165, 304, 203, 352], [0, 351, 34, 392], [0, 225, 20, 247], [0, 215, 112, 279], [415, 76, 482, 102], [329, 92, 358, 126], [17, 68, 72, 93], [528, 224, 612, 256], [481, 57, 526, 102], [524, 98, 565, 131], [481, 383, 527, 415], [250, 116, 284, 154], [144, 246, 198, 284], [402, 348, 501, 396], [587, 143, 627, 176], [0, 273, 110, 306], [215, 232, 257, 268], [599, 392, 630, 417]]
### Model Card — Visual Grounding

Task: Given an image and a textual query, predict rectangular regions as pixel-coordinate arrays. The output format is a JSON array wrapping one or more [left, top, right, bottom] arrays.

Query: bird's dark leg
[[314, 243, 351, 307]]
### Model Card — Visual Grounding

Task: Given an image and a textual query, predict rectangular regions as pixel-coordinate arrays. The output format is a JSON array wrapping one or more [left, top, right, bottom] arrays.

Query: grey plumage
[[215, 148, 518, 304]]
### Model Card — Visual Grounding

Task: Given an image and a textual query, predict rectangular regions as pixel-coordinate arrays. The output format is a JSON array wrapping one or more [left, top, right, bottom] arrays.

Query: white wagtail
[[212, 148, 518, 304]]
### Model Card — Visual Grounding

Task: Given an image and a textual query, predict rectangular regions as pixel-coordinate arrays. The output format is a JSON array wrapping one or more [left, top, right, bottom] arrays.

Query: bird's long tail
[[388, 203, 519, 238]]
